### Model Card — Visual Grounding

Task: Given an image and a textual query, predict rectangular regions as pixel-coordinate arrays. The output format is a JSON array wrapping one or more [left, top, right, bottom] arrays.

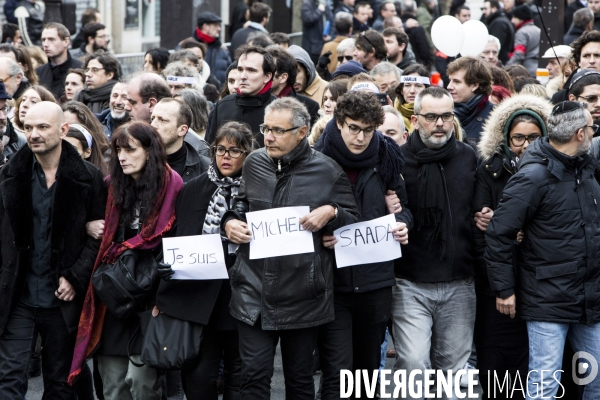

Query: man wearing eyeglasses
[[223, 97, 359, 399], [205, 46, 277, 147], [392, 86, 478, 395], [73, 53, 119, 114], [150, 98, 210, 183], [568, 70, 600, 132], [486, 101, 600, 399]]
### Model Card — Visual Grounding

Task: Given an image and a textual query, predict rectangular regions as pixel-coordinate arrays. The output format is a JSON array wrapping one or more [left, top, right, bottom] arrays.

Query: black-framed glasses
[[344, 120, 375, 137], [578, 95, 600, 104], [84, 67, 105, 74], [509, 134, 542, 147], [213, 146, 247, 158], [586, 124, 600, 135], [415, 113, 455, 123], [259, 124, 301, 137], [337, 55, 353, 63]]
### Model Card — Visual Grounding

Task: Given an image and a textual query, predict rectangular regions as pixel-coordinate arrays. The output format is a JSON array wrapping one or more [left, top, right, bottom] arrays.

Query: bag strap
[[128, 325, 145, 368]]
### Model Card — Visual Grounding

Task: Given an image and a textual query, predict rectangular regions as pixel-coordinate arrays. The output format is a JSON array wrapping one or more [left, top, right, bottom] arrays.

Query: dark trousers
[[475, 294, 528, 400], [318, 287, 391, 400], [0, 302, 77, 399], [237, 318, 319, 400], [182, 326, 241, 400]]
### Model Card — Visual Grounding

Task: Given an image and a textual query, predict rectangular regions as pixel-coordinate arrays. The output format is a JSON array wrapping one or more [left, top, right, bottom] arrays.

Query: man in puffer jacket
[[485, 101, 600, 400], [506, 5, 540, 77]]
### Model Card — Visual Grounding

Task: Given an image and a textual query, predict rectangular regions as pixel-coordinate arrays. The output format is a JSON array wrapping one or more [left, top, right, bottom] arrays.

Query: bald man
[[0, 101, 106, 399]]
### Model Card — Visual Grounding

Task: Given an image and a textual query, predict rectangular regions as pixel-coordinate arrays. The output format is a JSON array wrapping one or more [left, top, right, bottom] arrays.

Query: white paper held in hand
[[333, 214, 402, 268], [245, 206, 315, 259], [162, 234, 229, 280]]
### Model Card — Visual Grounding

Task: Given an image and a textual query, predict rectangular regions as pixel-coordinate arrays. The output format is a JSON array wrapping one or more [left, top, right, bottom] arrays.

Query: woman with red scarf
[[68, 122, 183, 400]]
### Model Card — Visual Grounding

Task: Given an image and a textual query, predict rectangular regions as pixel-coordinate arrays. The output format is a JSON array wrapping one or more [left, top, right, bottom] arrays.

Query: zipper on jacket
[[439, 164, 456, 276], [278, 159, 281, 172]]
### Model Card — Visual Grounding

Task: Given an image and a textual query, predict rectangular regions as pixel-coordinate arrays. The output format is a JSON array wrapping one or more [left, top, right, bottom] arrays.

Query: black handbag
[[138, 312, 203, 370], [92, 249, 158, 319]]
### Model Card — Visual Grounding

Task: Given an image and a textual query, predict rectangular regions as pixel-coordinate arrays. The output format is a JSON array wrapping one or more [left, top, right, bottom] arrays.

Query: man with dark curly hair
[[317, 89, 411, 398], [552, 30, 600, 104]]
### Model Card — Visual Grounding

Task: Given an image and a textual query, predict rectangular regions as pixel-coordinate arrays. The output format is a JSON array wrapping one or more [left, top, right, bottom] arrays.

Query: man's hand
[[496, 295, 516, 318], [300, 205, 335, 232], [86, 220, 105, 240], [405, 18, 419, 28], [392, 222, 409, 244], [475, 207, 494, 231], [317, 51, 332, 69], [225, 219, 252, 244], [385, 190, 402, 214], [516, 230, 524, 243], [322, 35, 332, 42], [55, 277, 75, 302], [318, 3, 326, 12], [322, 234, 337, 249]]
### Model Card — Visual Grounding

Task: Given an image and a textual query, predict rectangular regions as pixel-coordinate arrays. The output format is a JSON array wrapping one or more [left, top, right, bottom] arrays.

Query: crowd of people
[[0, 0, 598, 400]]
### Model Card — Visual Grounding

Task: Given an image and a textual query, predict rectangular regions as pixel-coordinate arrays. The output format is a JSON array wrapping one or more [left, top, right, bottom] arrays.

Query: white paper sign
[[333, 214, 402, 268], [162, 234, 229, 280], [245, 206, 315, 259]]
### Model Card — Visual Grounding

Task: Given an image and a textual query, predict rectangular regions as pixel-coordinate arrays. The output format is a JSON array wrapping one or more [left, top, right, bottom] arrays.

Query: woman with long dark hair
[[155, 121, 254, 399], [69, 122, 184, 400]]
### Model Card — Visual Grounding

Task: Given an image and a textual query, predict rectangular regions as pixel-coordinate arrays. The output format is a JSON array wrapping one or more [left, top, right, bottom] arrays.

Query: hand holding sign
[[299, 205, 336, 232], [162, 234, 228, 280], [333, 214, 403, 268], [225, 219, 252, 244]]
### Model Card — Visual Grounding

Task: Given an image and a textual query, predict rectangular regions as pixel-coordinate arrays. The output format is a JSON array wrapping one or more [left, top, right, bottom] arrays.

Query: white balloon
[[431, 16, 465, 57], [459, 20, 490, 57]]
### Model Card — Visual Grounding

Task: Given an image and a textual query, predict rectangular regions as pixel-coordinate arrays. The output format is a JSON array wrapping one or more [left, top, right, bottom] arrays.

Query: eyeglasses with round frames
[[344, 120, 375, 137]]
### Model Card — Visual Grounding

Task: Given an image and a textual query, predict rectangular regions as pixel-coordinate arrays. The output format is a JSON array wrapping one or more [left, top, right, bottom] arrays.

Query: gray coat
[[506, 21, 540, 77]]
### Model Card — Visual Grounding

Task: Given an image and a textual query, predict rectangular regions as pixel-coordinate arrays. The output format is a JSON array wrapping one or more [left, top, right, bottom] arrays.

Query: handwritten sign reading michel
[[245, 206, 315, 259]]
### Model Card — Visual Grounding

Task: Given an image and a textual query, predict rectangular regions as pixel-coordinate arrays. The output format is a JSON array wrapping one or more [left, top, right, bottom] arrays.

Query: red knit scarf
[[277, 84, 293, 98], [68, 167, 183, 385], [236, 80, 273, 95], [195, 28, 216, 44]]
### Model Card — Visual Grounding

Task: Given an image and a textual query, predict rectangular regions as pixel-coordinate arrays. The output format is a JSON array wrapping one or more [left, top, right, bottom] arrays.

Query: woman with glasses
[[394, 63, 430, 133], [155, 121, 254, 399], [472, 93, 552, 398]]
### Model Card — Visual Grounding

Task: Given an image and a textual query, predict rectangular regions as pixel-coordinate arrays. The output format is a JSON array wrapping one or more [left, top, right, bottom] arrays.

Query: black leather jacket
[[223, 139, 360, 330], [181, 141, 210, 184]]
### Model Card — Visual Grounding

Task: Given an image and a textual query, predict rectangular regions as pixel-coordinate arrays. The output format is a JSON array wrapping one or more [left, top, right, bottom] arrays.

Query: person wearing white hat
[[542, 45, 573, 79]]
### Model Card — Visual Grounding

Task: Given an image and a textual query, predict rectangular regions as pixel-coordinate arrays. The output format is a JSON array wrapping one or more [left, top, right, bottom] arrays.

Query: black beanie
[[512, 5, 532, 21]]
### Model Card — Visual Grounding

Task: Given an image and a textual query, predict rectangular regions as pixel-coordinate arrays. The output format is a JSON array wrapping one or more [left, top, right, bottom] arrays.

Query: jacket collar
[[235, 90, 275, 108], [184, 140, 202, 168], [271, 138, 312, 177]]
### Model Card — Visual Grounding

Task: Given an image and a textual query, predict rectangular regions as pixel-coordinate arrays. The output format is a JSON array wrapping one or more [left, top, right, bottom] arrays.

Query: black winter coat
[[2, 121, 26, 164], [473, 152, 515, 296], [485, 138, 600, 324], [156, 172, 237, 330], [395, 134, 477, 282], [205, 91, 277, 147], [0, 141, 106, 335], [179, 141, 210, 183], [36, 54, 83, 100], [333, 163, 413, 293], [301, 0, 334, 56], [485, 10, 515, 65], [224, 139, 360, 330]]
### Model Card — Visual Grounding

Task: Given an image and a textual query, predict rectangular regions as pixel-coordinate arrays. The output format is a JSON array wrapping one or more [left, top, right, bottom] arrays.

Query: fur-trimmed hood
[[478, 94, 553, 161]]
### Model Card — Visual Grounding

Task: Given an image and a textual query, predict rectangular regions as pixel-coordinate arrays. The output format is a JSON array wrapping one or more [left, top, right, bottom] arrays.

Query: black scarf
[[79, 80, 117, 104], [405, 130, 457, 258], [321, 119, 404, 187], [454, 93, 486, 128]]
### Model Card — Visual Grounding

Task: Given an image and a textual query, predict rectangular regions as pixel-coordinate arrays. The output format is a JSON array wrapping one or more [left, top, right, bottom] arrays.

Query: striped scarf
[[202, 164, 241, 254]]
